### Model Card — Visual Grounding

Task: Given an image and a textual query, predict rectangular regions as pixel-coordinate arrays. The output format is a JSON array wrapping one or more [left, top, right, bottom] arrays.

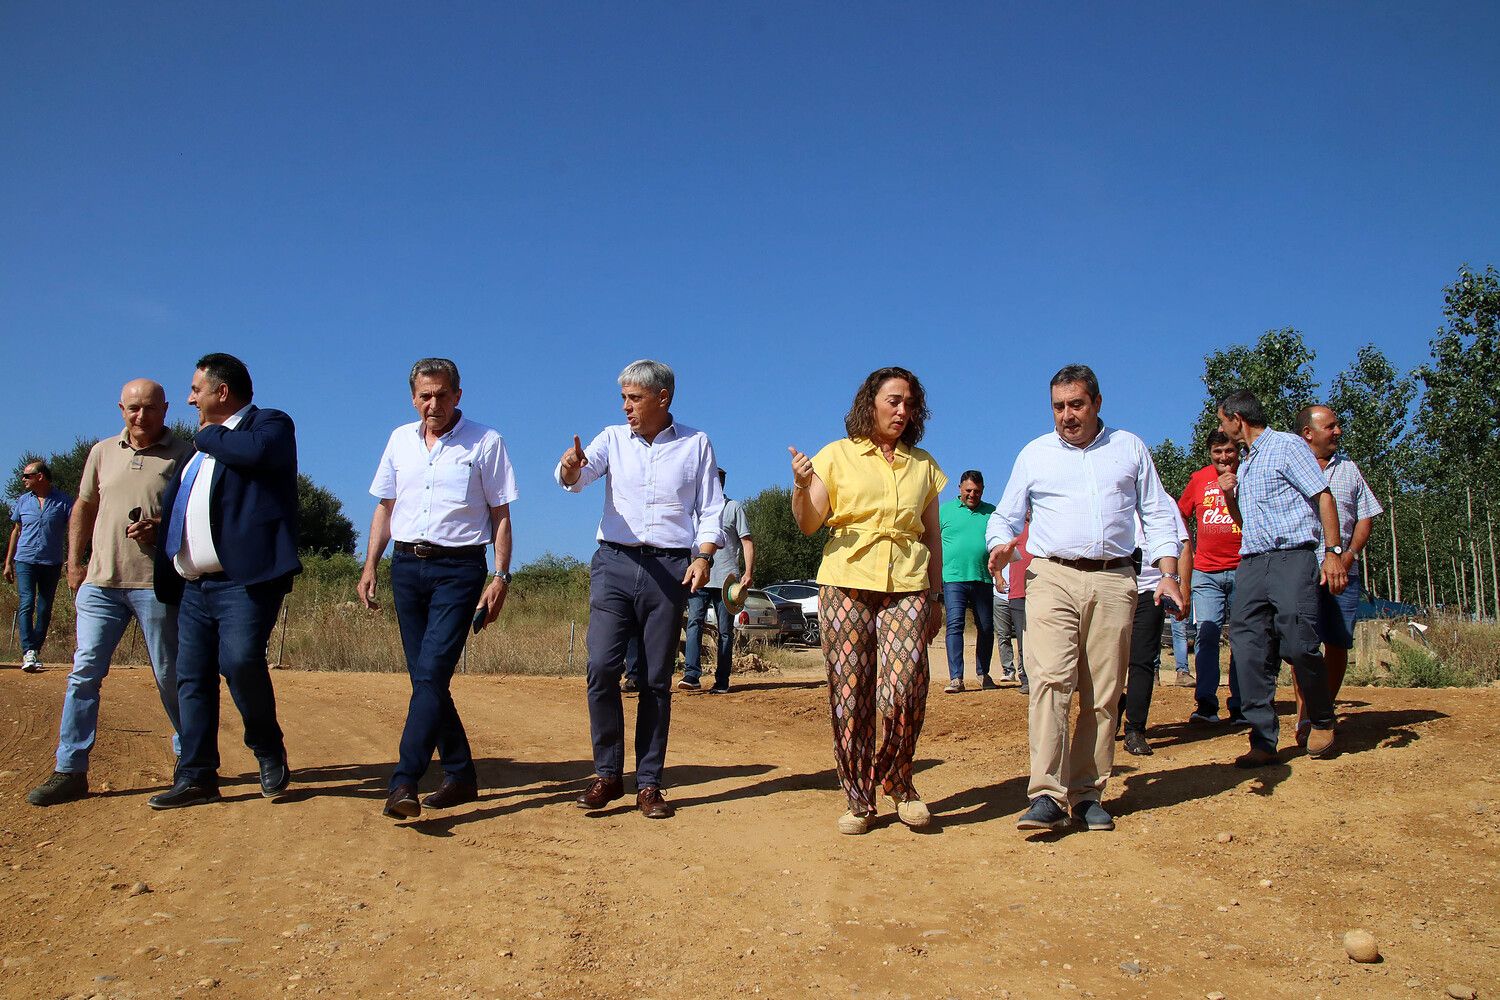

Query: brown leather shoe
[[383, 783, 420, 819], [1305, 725, 1336, 758], [1234, 746, 1279, 769], [636, 786, 674, 819], [576, 775, 625, 810], [422, 778, 479, 809]]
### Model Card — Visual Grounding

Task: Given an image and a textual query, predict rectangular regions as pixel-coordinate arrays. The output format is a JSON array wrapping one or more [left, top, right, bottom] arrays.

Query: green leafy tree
[[742, 485, 827, 583], [1149, 438, 1196, 499], [297, 474, 357, 556], [1193, 327, 1320, 448], [1414, 265, 1500, 483], [1328, 345, 1415, 484]]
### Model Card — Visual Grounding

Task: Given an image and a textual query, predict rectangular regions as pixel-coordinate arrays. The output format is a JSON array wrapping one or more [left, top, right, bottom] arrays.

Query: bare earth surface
[[1, 648, 1497, 1000]]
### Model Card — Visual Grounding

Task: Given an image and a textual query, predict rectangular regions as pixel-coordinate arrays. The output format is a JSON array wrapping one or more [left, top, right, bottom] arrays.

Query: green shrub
[[1382, 644, 1476, 689]]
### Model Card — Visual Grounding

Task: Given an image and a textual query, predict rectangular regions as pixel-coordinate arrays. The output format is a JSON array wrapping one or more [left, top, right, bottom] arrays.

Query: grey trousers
[[1229, 548, 1334, 752]]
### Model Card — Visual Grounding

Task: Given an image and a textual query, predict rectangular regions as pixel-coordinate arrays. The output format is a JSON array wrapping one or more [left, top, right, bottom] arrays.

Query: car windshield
[[772, 585, 817, 599]]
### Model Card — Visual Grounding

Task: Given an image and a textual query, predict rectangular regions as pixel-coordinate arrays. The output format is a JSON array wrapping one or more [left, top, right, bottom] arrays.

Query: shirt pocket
[[435, 463, 475, 506]]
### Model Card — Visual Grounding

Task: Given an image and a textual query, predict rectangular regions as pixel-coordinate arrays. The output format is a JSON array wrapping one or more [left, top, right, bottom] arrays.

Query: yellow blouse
[[810, 437, 948, 593]]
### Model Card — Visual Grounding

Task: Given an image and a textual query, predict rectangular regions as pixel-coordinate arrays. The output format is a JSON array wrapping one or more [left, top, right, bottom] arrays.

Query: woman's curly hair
[[844, 366, 929, 447]]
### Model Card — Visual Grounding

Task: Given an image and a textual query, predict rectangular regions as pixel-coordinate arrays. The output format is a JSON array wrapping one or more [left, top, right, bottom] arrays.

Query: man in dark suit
[[149, 353, 301, 809]]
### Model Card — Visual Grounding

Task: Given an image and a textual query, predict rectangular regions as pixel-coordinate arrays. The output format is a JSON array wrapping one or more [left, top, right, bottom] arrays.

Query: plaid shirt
[[1319, 452, 1384, 560], [1237, 428, 1328, 556]]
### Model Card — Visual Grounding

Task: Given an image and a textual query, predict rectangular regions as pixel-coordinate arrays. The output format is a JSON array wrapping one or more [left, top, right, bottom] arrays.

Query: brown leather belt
[[1046, 555, 1134, 572], [394, 541, 487, 559]]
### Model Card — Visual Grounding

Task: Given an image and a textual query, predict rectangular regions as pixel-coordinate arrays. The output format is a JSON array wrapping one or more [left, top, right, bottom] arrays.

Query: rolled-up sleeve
[[1136, 443, 1186, 566], [986, 452, 1030, 551]]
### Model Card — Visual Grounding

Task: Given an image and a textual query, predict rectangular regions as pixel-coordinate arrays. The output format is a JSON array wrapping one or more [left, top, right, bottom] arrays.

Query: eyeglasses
[[21, 471, 42, 479]]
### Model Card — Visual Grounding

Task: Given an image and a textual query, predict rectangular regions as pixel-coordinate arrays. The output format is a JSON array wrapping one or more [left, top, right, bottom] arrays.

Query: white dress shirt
[[987, 423, 1181, 568], [174, 404, 251, 580], [1133, 509, 1188, 595], [554, 421, 725, 550], [370, 415, 519, 546]]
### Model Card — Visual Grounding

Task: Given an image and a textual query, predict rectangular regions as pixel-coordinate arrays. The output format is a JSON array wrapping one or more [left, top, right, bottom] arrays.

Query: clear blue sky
[[4, 3, 1497, 565]]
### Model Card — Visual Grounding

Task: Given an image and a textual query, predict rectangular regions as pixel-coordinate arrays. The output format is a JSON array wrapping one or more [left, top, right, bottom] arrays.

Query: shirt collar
[[117, 428, 177, 453], [1324, 450, 1346, 470], [223, 404, 253, 431], [1054, 422, 1109, 452], [631, 419, 679, 445], [411, 412, 467, 442], [853, 437, 911, 463]]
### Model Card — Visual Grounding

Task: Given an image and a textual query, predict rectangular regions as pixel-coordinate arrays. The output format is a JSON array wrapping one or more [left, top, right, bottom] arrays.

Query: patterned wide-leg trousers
[[819, 586, 932, 815]]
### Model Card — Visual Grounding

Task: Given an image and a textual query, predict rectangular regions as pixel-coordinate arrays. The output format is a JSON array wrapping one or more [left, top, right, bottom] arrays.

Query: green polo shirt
[[939, 497, 996, 584]]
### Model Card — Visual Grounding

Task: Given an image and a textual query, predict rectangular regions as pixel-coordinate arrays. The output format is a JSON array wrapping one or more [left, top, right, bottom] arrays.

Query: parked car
[[761, 581, 820, 646], [765, 592, 808, 643], [701, 588, 782, 645]]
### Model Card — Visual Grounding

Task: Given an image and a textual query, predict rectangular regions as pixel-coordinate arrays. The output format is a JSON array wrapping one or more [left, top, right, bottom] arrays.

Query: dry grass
[[1419, 611, 1500, 685]]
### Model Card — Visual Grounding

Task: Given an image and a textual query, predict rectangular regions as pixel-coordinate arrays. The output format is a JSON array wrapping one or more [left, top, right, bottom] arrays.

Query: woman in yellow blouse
[[789, 366, 946, 835]]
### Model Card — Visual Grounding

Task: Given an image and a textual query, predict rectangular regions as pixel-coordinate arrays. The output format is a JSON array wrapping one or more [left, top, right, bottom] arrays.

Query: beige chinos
[[1024, 558, 1138, 807]]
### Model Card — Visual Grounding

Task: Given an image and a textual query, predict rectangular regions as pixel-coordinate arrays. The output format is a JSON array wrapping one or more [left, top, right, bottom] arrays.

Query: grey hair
[[618, 359, 674, 402], [409, 357, 461, 393]]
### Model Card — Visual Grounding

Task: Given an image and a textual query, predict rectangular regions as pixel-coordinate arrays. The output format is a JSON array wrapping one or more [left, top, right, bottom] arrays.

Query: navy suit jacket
[[155, 405, 303, 605]]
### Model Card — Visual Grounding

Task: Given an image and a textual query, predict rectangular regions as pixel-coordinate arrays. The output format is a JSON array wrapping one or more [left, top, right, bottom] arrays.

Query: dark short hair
[[960, 470, 984, 488], [717, 468, 726, 486], [1219, 389, 1267, 428], [1050, 363, 1100, 399], [24, 460, 52, 481], [196, 353, 254, 402], [410, 357, 461, 393], [1293, 404, 1334, 433], [844, 366, 929, 447], [1206, 429, 1233, 450]]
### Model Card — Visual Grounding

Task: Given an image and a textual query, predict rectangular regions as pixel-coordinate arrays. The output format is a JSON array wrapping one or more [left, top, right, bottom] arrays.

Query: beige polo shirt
[[78, 430, 195, 588]]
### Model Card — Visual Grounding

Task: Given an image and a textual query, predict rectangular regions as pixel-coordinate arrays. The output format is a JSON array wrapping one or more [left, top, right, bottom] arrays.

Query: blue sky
[[4, 3, 1497, 565]]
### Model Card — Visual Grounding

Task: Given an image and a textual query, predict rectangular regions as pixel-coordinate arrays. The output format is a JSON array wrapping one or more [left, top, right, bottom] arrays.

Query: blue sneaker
[[1188, 711, 1220, 724], [1016, 796, 1070, 831], [1071, 799, 1115, 831]]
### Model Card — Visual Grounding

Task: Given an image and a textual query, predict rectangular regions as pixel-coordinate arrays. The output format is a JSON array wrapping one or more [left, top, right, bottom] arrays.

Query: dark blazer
[[155, 405, 303, 605]]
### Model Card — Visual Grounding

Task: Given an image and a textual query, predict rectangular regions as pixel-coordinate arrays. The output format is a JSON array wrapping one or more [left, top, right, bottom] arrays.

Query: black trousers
[[1230, 548, 1334, 752], [1119, 590, 1165, 735]]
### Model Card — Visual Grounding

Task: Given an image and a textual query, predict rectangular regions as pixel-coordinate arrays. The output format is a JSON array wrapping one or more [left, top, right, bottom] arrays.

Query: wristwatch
[[1162, 572, 1182, 582], [692, 553, 712, 567], [1325, 545, 1344, 557], [496, 571, 512, 584]]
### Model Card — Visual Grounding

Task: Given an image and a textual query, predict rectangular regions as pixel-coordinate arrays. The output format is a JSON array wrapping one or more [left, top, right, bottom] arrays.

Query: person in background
[[1118, 508, 1189, 756], [682, 468, 754, 695], [1294, 403, 1384, 745], [6, 460, 74, 672], [790, 366, 945, 835], [1004, 522, 1034, 696], [28, 379, 192, 806], [1177, 430, 1246, 725], [939, 470, 998, 693], [1216, 390, 1345, 767]]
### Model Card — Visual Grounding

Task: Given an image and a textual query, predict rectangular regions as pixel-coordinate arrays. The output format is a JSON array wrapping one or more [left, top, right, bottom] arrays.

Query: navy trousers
[[174, 576, 289, 786], [585, 544, 690, 788], [389, 552, 486, 790]]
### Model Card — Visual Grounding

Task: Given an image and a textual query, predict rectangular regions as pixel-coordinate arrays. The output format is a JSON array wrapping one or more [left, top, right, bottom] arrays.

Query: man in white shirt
[[556, 359, 724, 820], [987, 364, 1185, 833], [359, 358, 518, 821]]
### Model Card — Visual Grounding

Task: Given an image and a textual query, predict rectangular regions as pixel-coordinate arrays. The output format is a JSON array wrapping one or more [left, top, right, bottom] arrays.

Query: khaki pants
[[1024, 559, 1138, 807]]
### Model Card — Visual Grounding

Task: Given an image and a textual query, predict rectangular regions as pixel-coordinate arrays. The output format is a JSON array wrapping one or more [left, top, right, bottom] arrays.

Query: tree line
[[1148, 264, 1499, 618]]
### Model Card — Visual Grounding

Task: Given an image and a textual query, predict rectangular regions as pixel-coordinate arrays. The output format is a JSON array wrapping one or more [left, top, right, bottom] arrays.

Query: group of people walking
[[14, 354, 1381, 838]]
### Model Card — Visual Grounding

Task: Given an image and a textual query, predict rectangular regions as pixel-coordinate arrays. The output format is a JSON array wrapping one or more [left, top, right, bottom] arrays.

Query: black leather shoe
[[383, 784, 420, 820], [148, 781, 221, 810], [258, 755, 291, 798], [422, 778, 479, 809], [576, 775, 624, 810]]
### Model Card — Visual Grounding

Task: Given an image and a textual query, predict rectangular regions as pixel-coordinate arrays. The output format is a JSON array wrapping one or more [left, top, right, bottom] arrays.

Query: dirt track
[[1, 653, 1497, 1000]]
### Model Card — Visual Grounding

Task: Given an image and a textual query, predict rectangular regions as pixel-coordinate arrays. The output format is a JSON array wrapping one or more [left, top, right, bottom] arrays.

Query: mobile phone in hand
[[1160, 595, 1182, 619], [472, 608, 487, 634]]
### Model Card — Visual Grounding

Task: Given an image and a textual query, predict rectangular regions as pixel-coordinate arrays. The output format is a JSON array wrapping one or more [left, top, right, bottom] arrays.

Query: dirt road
[[1, 656, 1497, 1000]]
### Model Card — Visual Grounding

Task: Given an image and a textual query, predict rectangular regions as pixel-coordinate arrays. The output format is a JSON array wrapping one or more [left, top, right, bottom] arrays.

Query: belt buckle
[[412, 542, 434, 559]]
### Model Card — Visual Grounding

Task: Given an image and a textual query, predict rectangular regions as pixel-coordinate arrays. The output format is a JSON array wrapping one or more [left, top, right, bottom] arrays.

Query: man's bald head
[[119, 378, 169, 447], [1295, 404, 1342, 461]]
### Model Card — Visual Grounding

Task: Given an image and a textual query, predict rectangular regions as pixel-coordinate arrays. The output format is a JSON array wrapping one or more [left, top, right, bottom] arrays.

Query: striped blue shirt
[[1237, 428, 1329, 556]]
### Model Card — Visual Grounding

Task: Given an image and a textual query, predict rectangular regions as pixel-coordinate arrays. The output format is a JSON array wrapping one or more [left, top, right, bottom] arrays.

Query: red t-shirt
[[1178, 466, 1242, 572], [1008, 526, 1034, 599]]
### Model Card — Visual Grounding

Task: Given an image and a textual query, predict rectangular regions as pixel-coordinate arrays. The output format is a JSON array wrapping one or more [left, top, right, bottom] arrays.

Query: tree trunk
[[1388, 482, 1401, 602], [1489, 506, 1499, 622], [1421, 520, 1434, 613]]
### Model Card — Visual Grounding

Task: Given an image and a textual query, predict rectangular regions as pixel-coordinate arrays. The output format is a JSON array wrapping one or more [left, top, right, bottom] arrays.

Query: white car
[[761, 581, 820, 646], [703, 588, 782, 644]]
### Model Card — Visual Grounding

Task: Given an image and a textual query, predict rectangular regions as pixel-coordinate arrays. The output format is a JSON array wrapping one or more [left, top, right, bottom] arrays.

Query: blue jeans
[[1170, 617, 1190, 674], [943, 581, 994, 681], [14, 560, 62, 654], [56, 585, 182, 773], [389, 552, 486, 790], [683, 586, 732, 687], [1192, 568, 1242, 718], [584, 544, 690, 788], [174, 576, 289, 787]]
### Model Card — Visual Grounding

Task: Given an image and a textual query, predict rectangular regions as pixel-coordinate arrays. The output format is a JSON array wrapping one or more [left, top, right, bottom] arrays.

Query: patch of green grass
[[1381, 644, 1476, 689]]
